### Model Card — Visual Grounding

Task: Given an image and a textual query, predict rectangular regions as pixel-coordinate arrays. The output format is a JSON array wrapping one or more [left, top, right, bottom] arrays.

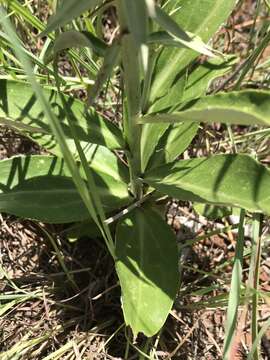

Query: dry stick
[[201, 319, 223, 356], [167, 319, 199, 359]]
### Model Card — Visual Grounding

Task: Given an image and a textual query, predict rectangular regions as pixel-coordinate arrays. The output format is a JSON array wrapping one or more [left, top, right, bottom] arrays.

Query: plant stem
[[117, 0, 143, 199]]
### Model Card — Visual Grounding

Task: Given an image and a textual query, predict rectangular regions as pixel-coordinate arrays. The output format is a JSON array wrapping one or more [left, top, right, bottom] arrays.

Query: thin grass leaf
[[5, 0, 98, 75], [59, 92, 116, 256], [44, 30, 107, 64], [38, 226, 79, 291], [0, 300, 17, 316], [41, 0, 103, 36], [223, 209, 245, 360], [148, 30, 215, 57], [247, 316, 270, 360], [87, 40, 121, 106], [248, 213, 263, 360]]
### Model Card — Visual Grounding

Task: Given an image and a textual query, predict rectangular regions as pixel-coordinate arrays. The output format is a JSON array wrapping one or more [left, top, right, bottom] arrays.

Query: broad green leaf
[[0, 80, 125, 153], [86, 144, 130, 185], [41, 0, 103, 36], [140, 123, 169, 173], [149, 56, 237, 113], [146, 122, 199, 171], [141, 43, 236, 160], [115, 207, 178, 337], [144, 154, 270, 215], [141, 90, 270, 127], [194, 203, 232, 220], [140, 72, 186, 173], [150, 0, 236, 102], [0, 155, 131, 223], [44, 30, 107, 64], [181, 56, 237, 104], [149, 72, 185, 114]]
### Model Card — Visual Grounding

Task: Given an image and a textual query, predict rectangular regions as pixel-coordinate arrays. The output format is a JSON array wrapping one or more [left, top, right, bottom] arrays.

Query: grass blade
[[248, 213, 263, 360], [41, 0, 103, 36], [223, 209, 245, 359]]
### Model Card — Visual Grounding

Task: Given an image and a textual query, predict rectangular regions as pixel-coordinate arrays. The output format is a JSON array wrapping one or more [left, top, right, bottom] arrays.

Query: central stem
[[117, 0, 143, 199]]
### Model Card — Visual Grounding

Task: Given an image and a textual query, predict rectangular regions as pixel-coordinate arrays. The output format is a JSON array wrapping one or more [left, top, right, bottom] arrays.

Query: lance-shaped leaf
[[0, 154, 131, 223], [41, 0, 103, 36], [150, 0, 236, 102], [146, 122, 199, 171], [140, 57, 236, 170], [144, 155, 270, 215], [148, 30, 214, 57], [140, 123, 169, 173], [140, 90, 270, 126], [140, 120, 198, 173], [44, 30, 107, 64], [147, 5, 214, 57], [115, 207, 179, 337], [149, 56, 237, 113], [0, 80, 125, 153]]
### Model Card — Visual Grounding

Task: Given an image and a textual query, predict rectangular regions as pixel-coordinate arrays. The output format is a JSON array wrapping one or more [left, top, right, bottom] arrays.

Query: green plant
[[0, 0, 270, 353]]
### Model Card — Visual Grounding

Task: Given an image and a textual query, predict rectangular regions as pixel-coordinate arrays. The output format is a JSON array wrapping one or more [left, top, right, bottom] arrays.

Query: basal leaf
[[144, 154, 270, 215], [0, 80, 125, 153], [115, 207, 178, 337], [150, 0, 236, 102], [0, 155, 131, 223], [41, 0, 103, 36], [141, 90, 270, 127]]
